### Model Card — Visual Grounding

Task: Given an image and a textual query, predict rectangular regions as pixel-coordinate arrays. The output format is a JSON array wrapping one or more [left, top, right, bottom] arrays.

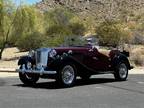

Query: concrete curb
[[129, 68, 144, 75], [0, 68, 17, 73]]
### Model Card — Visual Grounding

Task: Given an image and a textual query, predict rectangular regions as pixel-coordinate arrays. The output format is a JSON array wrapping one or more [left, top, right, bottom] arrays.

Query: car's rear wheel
[[114, 62, 128, 81], [57, 64, 76, 87], [19, 64, 40, 85]]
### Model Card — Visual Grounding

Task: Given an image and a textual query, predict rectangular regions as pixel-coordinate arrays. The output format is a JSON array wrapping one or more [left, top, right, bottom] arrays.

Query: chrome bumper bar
[[16, 69, 57, 75]]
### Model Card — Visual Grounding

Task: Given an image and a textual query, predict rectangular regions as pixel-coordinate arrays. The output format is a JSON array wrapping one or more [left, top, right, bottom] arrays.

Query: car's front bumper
[[16, 69, 57, 75]]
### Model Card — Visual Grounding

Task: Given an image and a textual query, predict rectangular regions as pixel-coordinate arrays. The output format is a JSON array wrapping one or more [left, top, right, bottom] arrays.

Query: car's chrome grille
[[36, 50, 41, 64], [35, 48, 51, 68]]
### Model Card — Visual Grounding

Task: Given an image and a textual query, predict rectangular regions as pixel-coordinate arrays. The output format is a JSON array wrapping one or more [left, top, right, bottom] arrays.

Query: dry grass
[[130, 45, 144, 66]]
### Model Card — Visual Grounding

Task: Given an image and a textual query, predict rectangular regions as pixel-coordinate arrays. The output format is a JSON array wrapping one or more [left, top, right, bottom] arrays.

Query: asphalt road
[[0, 74, 144, 108]]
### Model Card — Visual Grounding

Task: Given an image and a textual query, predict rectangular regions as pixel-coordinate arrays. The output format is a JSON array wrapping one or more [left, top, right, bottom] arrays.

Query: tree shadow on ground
[[13, 77, 118, 89]]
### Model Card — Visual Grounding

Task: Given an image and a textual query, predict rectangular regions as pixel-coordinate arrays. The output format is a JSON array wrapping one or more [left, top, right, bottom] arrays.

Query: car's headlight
[[49, 49, 57, 58], [28, 50, 35, 57]]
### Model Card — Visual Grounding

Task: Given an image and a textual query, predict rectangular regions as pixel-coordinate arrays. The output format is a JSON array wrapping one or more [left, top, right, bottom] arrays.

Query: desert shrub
[[69, 23, 86, 36], [42, 35, 66, 47], [43, 7, 74, 28], [15, 7, 86, 49], [132, 55, 144, 66], [43, 7, 86, 47], [46, 25, 72, 37], [16, 32, 44, 51], [45, 23, 86, 46], [62, 36, 87, 46], [96, 20, 131, 47], [132, 32, 144, 45], [130, 46, 144, 66], [0, 39, 3, 48], [45, 25, 72, 47]]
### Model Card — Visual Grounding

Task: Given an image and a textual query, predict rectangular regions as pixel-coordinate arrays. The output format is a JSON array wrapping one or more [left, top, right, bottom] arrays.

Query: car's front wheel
[[114, 62, 128, 81], [19, 64, 40, 85], [57, 64, 76, 87]]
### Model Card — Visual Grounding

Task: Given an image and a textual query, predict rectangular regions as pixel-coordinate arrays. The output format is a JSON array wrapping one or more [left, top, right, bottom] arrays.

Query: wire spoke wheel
[[62, 65, 75, 85], [19, 63, 39, 85], [119, 63, 127, 79], [114, 62, 128, 81], [57, 64, 76, 87]]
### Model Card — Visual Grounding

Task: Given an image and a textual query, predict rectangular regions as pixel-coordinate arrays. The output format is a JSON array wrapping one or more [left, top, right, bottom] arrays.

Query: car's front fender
[[18, 56, 33, 65]]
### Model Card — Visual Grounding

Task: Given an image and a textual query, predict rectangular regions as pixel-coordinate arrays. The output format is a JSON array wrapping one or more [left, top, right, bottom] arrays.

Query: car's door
[[84, 47, 111, 71]]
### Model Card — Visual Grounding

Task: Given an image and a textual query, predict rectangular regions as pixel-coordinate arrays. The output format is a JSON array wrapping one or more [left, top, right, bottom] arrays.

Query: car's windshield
[[62, 36, 99, 47]]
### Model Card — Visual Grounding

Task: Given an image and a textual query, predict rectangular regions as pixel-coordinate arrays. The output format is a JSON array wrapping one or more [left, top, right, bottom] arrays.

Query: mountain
[[36, 0, 144, 21]]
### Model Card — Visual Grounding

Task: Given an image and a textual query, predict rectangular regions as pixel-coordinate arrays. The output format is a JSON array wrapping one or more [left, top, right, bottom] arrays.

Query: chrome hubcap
[[119, 63, 127, 79], [62, 65, 75, 85]]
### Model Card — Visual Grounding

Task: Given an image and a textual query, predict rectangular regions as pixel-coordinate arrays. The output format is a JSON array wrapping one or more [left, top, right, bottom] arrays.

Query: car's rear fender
[[111, 54, 131, 70]]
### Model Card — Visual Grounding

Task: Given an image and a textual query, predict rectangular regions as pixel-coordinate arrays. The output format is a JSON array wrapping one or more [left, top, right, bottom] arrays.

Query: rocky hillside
[[36, 0, 144, 21]]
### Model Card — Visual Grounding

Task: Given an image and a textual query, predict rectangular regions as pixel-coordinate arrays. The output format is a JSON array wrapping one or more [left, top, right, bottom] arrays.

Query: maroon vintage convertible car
[[16, 43, 132, 87]]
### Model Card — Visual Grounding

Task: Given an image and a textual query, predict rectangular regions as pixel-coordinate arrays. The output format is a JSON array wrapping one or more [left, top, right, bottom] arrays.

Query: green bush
[[42, 35, 66, 47], [43, 7, 86, 47], [62, 36, 87, 46], [44, 25, 72, 47], [0, 40, 3, 49], [96, 20, 130, 47], [16, 32, 44, 51], [15, 7, 87, 49], [45, 23, 86, 47], [69, 23, 86, 36]]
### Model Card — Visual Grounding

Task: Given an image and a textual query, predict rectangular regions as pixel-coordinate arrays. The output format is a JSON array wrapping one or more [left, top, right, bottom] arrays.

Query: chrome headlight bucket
[[28, 50, 35, 57]]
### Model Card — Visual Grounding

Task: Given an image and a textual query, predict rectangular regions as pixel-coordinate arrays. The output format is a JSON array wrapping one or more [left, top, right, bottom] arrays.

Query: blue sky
[[13, 0, 41, 5], [26, 0, 41, 4]]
